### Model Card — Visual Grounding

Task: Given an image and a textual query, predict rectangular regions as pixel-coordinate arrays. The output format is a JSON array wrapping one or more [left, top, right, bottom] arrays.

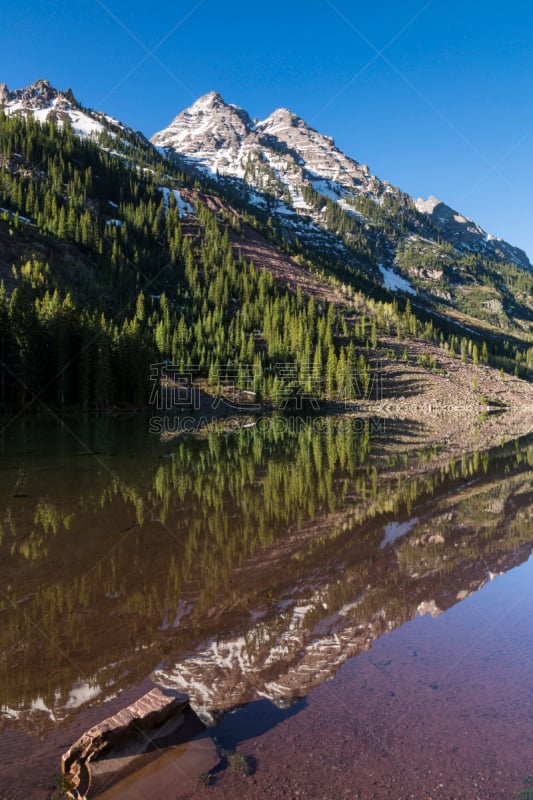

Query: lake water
[[0, 414, 532, 799]]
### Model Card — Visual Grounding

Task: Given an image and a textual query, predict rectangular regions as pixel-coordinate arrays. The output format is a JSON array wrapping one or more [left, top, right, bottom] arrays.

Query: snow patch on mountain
[[0, 207, 31, 223], [159, 186, 195, 217], [378, 264, 416, 295], [414, 195, 441, 215]]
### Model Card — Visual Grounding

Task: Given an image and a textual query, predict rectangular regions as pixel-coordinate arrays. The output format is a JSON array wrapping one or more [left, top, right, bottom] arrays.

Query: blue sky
[[2, 0, 533, 259]]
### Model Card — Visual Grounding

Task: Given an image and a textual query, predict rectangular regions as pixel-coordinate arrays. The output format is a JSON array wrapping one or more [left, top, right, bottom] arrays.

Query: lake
[[0, 414, 532, 799]]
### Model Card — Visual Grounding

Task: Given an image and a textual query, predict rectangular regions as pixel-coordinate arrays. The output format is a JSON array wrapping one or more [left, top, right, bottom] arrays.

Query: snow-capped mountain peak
[[0, 78, 60, 109], [0, 79, 161, 169], [258, 106, 303, 130], [0, 79, 107, 138], [151, 91, 254, 177], [3, 80, 530, 294], [152, 95, 377, 199], [151, 92, 531, 274], [193, 90, 225, 108]]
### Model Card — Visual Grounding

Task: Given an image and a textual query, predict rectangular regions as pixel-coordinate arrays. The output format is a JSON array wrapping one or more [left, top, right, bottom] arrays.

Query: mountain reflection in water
[[0, 415, 531, 737]]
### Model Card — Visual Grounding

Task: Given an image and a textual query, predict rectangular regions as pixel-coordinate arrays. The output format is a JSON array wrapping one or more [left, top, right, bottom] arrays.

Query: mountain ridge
[[152, 90, 531, 275], [2, 80, 529, 273], [0, 78, 112, 138], [0, 78, 532, 403], [0, 78, 157, 159]]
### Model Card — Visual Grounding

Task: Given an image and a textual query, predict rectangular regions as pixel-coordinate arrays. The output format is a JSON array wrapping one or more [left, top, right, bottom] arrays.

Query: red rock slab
[[61, 687, 189, 797], [94, 733, 219, 799]]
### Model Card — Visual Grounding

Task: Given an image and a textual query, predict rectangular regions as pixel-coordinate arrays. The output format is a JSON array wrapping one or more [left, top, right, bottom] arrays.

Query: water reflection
[[0, 415, 531, 735]]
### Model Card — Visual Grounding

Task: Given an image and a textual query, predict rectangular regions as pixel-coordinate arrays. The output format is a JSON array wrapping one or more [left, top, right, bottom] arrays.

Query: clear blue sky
[[2, 0, 533, 259]]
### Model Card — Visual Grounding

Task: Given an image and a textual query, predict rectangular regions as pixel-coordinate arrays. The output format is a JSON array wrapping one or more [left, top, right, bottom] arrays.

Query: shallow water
[[0, 414, 531, 798]]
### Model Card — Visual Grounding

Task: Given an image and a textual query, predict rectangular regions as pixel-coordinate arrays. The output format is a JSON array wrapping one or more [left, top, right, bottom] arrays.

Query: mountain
[[0, 78, 158, 167], [151, 92, 399, 268], [152, 93, 533, 331], [151, 91, 374, 193], [0, 78, 106, 137], [0, 91, 386, 412], [152, 92, 531, 269], [0, 79, 531, 414], [0, 77, 131, 141], [3, 81, 531, 282], [415, 194, 530, 270]]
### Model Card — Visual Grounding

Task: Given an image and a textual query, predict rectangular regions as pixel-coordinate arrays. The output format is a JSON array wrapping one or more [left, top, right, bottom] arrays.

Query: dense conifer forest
[[0, 113, 531, 410]]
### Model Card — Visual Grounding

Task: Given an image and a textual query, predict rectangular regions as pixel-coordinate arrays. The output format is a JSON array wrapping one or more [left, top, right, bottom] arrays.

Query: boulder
[[61, 687, 190, 798]]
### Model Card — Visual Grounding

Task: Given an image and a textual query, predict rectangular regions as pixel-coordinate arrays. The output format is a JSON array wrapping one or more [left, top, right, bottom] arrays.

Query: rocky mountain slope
[[151, 91, 375, 196], [0, 78, 158, 165], [0, 78, 108, 137], [1, 79, 532, 380], [152, 91, 531, 273], [151, 92, 533, 336], [3, 80, 530, 279], [415, 194, 529, 269]]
